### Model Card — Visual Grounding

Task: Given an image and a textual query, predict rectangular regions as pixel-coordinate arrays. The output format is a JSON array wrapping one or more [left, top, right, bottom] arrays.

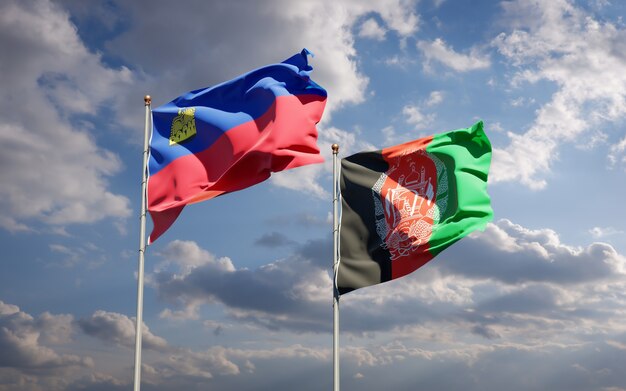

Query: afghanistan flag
[[338, 121, 493, 294], [147, 49, 327, 244]]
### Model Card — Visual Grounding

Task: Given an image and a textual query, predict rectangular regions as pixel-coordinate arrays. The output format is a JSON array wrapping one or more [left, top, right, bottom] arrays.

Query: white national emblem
[[372, 149, 448, 260]]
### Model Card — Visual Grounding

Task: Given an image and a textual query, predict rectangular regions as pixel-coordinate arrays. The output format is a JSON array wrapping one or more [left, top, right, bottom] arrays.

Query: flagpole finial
[[144, 95, 151, 105], [332, 144, 339, 154]]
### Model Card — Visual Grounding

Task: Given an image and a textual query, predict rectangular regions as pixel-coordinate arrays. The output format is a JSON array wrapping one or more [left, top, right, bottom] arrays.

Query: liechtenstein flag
[[147, 49, 327, 244]]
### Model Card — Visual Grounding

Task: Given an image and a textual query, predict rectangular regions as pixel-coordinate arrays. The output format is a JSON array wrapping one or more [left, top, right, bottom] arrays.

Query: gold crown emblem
[[169, 107, 197, 145]]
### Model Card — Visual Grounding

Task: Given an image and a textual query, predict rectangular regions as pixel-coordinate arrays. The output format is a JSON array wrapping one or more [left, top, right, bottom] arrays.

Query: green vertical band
[[425, 121, 493, 256]]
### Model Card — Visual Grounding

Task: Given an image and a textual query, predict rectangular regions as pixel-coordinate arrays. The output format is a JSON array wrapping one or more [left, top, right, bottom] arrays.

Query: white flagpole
[[332, 143, 340, 391], [133, 95, 151, 391]]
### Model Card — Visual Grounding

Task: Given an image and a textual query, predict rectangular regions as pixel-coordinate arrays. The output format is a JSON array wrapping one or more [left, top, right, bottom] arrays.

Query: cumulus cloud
[[0, 0, 421, 229], [589, 226, 624, 239], [389, 91, 444, 144], [149, 217, 626, 342], [358, 18, 387, 41], [490, 0, 626, 188], [71, 304, 332, 390], [153, 239, 236, 275], [84, 0, 419, 198], [134, 343, 332, 391], [141, 347, 240, 382], [0, 301, 94, 391], [402, 104, 436, 130], [74, 307, 271, 388], [426, 90, 444, 107], [64, 372, 129, 391], [441, 219, 626, 285], [150, 240, 332, 333], [269, 164, 331, 199], [333, 337, 626, 391], [417, 38, 490, 72], [78, 310, 168, 351], [0, 0, 132, 232], [99, 0, 418, 115], [0, 301, 88, 370], [7, 213, 626, 389]]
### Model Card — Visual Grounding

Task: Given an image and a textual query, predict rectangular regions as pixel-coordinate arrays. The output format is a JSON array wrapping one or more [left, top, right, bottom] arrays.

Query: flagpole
[[332, 143, 340, 391], [133, 95, 151, 391]]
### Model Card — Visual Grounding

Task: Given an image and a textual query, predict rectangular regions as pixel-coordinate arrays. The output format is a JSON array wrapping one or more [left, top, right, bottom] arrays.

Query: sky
[[1, 0, 626, 390]]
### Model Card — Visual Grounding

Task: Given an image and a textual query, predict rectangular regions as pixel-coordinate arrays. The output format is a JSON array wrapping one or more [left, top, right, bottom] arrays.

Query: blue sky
[[1, 0, 626, 390]]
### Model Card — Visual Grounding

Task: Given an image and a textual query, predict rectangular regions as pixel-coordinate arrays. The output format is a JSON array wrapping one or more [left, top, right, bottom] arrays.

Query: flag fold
[[338, 121, 493, 294], [147, 49, 327, 244]]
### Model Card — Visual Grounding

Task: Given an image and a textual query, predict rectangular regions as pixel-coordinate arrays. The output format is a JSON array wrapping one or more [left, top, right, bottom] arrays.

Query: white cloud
[[382, 125, 398, 146], [589, 226, 624, 239], [0, 302, 20, 316], [0, 0, 410, 231], [146, 215, 626, 341], [0, 0, 132, 231], [0, 300, 92, 390], [270, 125, 376, 198], [106, 0, 419, 117], [159, 302, 203, 321], [140, 348, 238, 382], [426, 90, 444, 106], [490, 0, 626, 188], [154, 240, 235, 275], [417, 38, 490, 72], [385, 92, 443, 145], [37, 312, 74, 345], [98, 0, 419, 198], [359, 18, 387, 41], [0, 216, 32, 233], [11, 219, 622, 390], [270, 164, 330, 199], [384, 54, 416, 68], [510, 97, 535, 107], [441, 219, 626, 284], [135, 343, 330, 388], [403, 104, 435, 129], [608, 135, 626, 169], [150, 239, 333, 333]]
